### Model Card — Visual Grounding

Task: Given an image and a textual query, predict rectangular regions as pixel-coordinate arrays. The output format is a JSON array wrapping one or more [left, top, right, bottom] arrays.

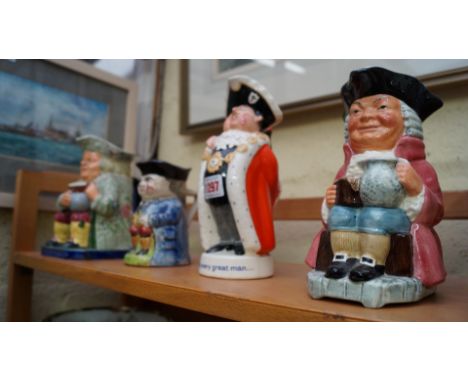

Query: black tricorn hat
[[341, 67, 443, 121], [227, 75, 283, 133], [137, 160, 190, 181]]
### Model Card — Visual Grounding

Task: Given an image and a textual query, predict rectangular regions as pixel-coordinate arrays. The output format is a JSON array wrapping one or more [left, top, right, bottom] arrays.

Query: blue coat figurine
[[124, 160, 191, 267]]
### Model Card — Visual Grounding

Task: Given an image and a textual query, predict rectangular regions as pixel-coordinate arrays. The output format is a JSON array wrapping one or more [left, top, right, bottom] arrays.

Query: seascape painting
[[0, 71, 109, 167]]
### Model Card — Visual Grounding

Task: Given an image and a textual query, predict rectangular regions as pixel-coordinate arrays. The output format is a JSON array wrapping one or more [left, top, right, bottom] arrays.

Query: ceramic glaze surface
[[124, 197, 190, 267], [360, 159, 405, 208], [124, 160, 191, 267], [42, 135, 133, 258], [198, 75, 282, 279], [306, 67, 446, 305]]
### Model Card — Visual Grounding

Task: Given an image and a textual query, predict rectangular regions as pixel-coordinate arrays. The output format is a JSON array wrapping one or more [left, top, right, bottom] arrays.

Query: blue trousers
[[328, 206, 411, 235]]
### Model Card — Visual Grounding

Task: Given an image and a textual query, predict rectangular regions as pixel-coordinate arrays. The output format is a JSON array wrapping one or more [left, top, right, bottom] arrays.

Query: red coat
[[246, 144, 280, 254], [305, 136, 446, 287]]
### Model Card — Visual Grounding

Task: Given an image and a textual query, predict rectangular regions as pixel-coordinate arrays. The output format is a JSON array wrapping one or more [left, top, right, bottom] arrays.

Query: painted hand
[[396, 161, 423, 196], [60, 191, 72, 207], [325, 184, 337, 208], [139, 214, 150, 227], [206, 135, 217, 149], [85, 182, 100, 201]]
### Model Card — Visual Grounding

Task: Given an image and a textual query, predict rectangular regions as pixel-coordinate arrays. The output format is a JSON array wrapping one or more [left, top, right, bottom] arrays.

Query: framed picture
[[0, 59, 137, 208], [181, 59, 468, 134], [212, 59, 258, 79]]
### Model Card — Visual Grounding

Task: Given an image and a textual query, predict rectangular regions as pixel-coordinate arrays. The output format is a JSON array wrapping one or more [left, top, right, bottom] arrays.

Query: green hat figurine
[[42, 135, 134, 259]]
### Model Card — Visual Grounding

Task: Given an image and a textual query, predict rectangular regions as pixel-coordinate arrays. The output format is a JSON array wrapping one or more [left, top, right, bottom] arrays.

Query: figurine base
[[199, 251, 273, 279], [41, 245, 129, 260], [124, 251, 152, 266], [123, 251, 190, 267], [307, 270, 435, 308]]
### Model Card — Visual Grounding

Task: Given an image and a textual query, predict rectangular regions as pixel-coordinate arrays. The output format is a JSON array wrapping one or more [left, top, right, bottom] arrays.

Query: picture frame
[[180, 59, 468, 134], [0, 59, 137, 208], [212, 59, 259, 80]]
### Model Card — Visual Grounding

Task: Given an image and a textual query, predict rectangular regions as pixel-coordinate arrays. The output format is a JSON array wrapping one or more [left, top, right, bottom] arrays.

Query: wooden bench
[[6, 170, 468, 321]]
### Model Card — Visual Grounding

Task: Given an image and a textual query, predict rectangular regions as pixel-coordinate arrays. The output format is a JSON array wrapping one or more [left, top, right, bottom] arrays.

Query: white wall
[[158, 60, 468, 273], [160, 61, 468, 196]]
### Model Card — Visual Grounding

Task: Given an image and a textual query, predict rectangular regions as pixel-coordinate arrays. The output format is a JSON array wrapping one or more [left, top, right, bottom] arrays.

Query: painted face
[[138, 174, 172, 200], [348, 94, 404, 153], [223, 105, 263, 133], [80, 151, 101, 182]]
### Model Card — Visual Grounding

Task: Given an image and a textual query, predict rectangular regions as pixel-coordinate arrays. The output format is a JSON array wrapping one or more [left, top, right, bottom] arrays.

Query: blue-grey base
[[307, 270, 435, 308]]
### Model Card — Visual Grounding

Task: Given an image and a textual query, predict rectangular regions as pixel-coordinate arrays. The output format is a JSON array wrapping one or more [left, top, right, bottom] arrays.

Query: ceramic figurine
[[42, 135, 134, 259], [52, 180, 89, 247], [67, 180, 91, 248], [306, 67, 446, 308], [124, 160, 191, 267], [198, 75, 282, 279]]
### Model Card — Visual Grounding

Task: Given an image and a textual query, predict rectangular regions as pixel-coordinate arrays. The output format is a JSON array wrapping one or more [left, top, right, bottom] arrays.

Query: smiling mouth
[[141, 186, 155, 193], [358, 125, 382, 132]]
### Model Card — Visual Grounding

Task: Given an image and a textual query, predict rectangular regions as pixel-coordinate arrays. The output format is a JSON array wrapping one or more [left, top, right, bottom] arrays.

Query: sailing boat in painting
[[0, 71, 109, 167]]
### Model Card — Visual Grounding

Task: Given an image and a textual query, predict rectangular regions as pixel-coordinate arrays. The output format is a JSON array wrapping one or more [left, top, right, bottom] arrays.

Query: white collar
[[215, 130, 255, 149]]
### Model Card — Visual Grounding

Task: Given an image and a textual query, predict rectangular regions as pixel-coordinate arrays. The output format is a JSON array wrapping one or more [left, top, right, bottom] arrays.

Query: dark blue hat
[[137, 160, 190, 181], [341, 67, 443, 121]]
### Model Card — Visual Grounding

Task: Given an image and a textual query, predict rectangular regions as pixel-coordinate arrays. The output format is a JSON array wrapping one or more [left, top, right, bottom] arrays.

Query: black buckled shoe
[[325, 256, 358, 279], [206, 244, 227, 253], [349, 257, 385, 282], [222, 243, 245, 255], [233, 243, 245, 255]]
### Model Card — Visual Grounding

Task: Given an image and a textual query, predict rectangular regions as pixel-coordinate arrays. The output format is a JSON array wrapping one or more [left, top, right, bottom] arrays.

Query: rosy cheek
[[379, 114, 393, 124], [238, 115, 248, 125], [348, 120, 359, 133], [378, 109, 401, 125], [224, 115, 235, 128]]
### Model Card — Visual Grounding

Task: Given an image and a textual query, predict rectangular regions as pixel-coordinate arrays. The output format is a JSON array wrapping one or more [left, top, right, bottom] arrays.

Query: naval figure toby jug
[[198, 75, 282, 279]]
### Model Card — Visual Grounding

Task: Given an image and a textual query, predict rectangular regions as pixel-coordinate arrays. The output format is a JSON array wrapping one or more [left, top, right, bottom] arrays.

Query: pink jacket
[[305, 136, 446, 287]]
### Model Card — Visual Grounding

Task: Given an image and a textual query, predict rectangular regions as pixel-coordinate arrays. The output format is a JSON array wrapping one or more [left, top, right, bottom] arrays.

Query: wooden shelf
[[13, 251, 468, 322], [7, 171, 468, 321]]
